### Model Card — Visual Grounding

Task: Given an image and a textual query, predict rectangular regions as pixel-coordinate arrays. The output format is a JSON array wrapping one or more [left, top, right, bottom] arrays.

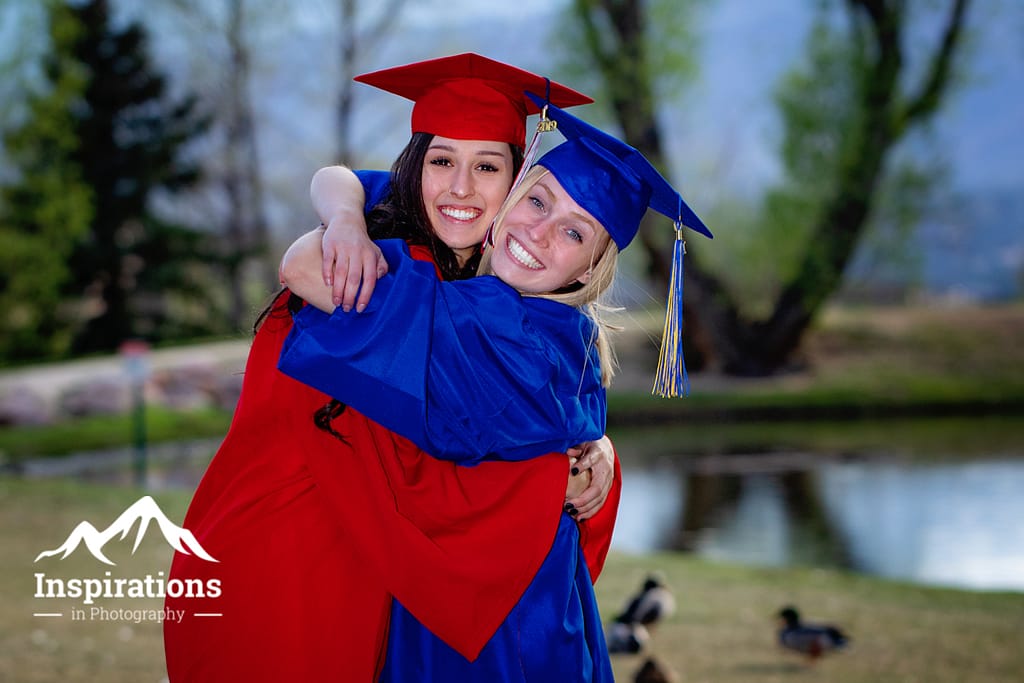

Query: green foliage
[[556, 0, 706, 124], [0, 3, 92, 361], [124, 216, 232, 340], [742, 17, 860, 311], [708, 4, 945, 318], [61, 0, 219, 354], [0, 406, 231, 460], [775, 18, 860, 190], [665, 16, 869, 318], [0, 0, 223, 364]]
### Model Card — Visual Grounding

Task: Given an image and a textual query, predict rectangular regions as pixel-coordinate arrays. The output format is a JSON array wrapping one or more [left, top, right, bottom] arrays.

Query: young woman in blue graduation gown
[[278, 99, 713, 681]]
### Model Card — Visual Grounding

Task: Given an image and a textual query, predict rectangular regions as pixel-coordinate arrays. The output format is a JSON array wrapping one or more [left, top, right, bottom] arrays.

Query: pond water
[[610, 418, 1024, 592], [13, 418, 1024, 592]]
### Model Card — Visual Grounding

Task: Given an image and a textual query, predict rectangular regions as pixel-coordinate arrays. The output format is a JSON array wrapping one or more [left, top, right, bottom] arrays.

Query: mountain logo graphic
[[34, 495, 218, 566]]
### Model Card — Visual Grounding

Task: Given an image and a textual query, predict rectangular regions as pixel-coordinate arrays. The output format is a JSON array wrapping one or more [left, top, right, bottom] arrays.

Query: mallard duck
[[607, 573, 676, 653], [618, 574, 677, 626], [777, 605, 849, 660]]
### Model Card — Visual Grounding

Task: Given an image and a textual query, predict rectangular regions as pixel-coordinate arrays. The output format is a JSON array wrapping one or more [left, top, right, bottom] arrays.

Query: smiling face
[[487, 172, 612, 295], [420, 136, 515, 265]]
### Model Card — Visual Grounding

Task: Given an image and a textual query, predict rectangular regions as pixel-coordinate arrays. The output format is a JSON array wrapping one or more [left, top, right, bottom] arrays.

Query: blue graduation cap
[[525, 92, 712, 250], [524, 93, 713, 398]]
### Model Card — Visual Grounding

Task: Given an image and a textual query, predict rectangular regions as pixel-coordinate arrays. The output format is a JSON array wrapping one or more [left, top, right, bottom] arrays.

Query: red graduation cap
[[354, 53, 593, 148]]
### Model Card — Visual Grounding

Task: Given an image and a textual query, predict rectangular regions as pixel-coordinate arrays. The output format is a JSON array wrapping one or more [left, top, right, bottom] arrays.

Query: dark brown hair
[[366, 132, 524, 281]]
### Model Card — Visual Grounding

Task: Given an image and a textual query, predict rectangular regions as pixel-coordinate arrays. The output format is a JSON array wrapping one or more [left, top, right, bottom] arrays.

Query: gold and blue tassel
[[652, 221, 690, 398]]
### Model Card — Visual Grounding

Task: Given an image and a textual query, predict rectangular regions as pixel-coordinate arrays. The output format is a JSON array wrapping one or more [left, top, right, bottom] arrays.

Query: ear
[[575, 269, 593, 285]]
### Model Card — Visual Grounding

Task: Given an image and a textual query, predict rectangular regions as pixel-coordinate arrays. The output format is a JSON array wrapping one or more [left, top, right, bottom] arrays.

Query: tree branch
[[364, 0, 407, 45], [853, 0, 887, 27], [902, 0, 969, 125]]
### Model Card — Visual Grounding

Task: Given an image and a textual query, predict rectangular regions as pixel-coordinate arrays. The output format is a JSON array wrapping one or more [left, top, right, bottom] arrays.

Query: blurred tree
[[568, 0, 971, 376], [146, 0, 407, 329], [221, 0, 272, 325], [0, 3, 92, 361], [332, 0, 406, 161], [56, 0, 217, 353], [163, 0, 290, 329]]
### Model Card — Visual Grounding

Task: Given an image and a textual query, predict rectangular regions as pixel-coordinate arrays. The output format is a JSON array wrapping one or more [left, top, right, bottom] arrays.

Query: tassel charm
[[652, 226, 690, 398], [511, 82, 556, 194], [485, 101, 556, 251], [512, 104, 554, 191]]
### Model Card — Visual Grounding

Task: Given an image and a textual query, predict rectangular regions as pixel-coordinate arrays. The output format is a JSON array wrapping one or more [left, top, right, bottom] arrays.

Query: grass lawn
[[601, 553, 1024, 683], [0, 479, 191, 683], [2, 478, 1022, 683]]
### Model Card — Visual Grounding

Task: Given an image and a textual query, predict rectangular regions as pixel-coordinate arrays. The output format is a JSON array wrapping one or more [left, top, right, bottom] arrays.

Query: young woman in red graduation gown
[[163, 55, 620, 682]]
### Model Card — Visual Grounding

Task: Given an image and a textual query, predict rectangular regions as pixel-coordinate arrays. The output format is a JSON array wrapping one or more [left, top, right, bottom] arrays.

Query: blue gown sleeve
[[278, 239, 606, 465], [354, 169, 391, 211]]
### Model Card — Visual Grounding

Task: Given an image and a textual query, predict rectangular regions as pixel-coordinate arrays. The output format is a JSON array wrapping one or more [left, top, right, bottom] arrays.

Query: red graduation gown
[[164, 250, 620, 682]]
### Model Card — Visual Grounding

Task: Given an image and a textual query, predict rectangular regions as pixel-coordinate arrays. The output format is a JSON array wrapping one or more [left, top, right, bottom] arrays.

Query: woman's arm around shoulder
[[279, 226, 337, 313], [311, 165, 388, 312], [278, 258, 605, 463]]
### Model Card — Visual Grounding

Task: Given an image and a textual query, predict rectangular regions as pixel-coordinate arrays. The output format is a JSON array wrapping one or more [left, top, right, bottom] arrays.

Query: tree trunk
[[222, 0, 274, 323], [336, 0, 356, 162]]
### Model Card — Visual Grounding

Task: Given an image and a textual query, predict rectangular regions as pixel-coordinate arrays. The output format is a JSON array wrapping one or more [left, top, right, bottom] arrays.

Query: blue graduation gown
[[277, 239, 613, 681], [278, 239, 607, 465], [355, 168, 391, 209]]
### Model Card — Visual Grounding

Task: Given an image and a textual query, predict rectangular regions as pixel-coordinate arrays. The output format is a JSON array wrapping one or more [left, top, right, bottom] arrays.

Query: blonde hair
[[478, 166, 622, 387]]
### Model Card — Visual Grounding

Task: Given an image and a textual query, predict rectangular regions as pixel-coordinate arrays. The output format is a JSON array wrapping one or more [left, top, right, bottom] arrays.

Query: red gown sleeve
[[577, 449, 622, 582]]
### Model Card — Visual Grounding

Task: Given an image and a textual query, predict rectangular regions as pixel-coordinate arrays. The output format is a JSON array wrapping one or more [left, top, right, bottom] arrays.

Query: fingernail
[[564, 502, 574, 512], [568, 507, 579, 517], [342, 304, 351, 313], [571, 467, 580, 476], [356, 304, 365, 313]]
